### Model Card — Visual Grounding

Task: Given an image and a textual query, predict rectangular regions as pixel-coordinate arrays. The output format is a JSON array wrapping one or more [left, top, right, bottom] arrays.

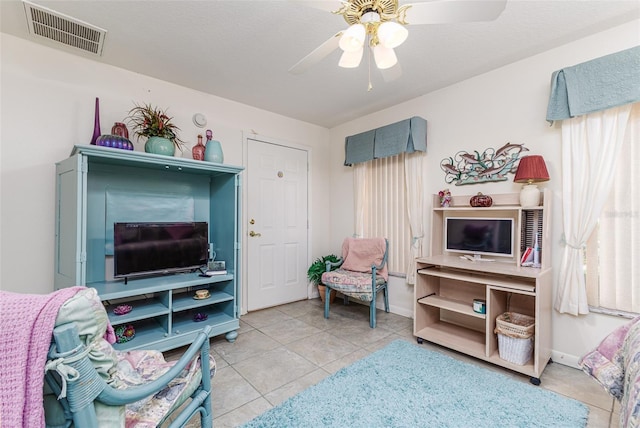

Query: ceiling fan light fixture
[[339, 47, 364, 68], [377, 21, 408, 48], [373, 45, 397, 69], [361, 10, 381, 24], [339, 23, 365, 52]]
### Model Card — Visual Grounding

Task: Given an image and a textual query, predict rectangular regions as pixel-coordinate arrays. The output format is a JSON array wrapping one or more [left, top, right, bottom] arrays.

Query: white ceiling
[[1, 0, 639, 128]]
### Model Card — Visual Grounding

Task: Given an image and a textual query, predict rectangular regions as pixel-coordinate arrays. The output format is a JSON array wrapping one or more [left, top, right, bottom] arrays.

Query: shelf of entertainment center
[[172, 311, 236, 335], [105, 297, 170, 325], [416, 322, 485, 354], [433, 205, 543, 212], [172, 289, 234, 312], [112, 318, 168, 351], [91, 272, 232, 300], [418, 295, 486, 319], [417, 262, 539, 289], [93, 272, 238, 349]]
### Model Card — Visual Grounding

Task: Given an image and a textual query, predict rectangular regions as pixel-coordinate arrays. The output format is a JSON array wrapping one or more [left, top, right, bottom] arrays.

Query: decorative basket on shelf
[[494, 312, 535, 365]]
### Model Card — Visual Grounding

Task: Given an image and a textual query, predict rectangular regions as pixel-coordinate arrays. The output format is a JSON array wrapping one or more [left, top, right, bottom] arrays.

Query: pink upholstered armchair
[[320, 237, 389, 328]]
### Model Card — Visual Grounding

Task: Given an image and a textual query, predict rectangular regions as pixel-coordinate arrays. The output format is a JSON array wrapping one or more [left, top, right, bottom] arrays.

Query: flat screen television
[[114, 222, 209, 279], [445, 217, 514, 259]]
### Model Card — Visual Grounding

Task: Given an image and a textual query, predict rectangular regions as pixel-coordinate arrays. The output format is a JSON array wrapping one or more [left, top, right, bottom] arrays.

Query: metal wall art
[[440, 143, 529, 186]]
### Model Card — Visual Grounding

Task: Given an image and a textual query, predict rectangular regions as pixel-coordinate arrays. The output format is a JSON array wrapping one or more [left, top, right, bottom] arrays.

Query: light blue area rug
[[242, 340, 588, 428]]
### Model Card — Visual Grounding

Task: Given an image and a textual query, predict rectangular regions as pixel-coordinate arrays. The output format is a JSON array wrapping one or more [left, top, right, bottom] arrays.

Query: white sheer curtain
[[555, 104, 633, 315], [404, 152, 426, 284], [591, 103, 640, 313]]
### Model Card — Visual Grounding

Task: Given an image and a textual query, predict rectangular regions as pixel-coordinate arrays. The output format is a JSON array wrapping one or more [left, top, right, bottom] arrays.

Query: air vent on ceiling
[[23, 0, 107, 56]]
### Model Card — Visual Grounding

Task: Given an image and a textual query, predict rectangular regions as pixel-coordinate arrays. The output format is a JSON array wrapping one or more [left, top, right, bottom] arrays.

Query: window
[[585, 104, 639, 315], [355, 153, 411, 275]]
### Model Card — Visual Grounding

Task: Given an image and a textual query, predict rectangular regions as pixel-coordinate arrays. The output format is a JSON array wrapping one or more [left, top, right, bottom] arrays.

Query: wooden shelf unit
[[55, 145, 243, 351], [414, 191, 552, 383]]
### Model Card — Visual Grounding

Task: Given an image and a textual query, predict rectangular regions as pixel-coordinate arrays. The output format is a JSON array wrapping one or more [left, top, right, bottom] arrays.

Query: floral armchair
[[0, 287, 215, 428], [320, 237, 389, 328]]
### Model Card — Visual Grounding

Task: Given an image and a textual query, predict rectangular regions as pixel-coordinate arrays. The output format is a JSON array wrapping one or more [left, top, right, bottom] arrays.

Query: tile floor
[[168, 298, 618, 428]]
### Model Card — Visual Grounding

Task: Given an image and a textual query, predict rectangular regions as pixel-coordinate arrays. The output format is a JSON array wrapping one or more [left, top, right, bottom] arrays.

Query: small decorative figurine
[[192, 134, 205, 160], [111, 122, 129, 139], [439, 189, 452, 207]]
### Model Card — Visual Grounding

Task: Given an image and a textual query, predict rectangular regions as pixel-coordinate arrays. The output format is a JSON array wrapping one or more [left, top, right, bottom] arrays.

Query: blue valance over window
[[344, 116, 427, 166], [546, 46, 640, 123]]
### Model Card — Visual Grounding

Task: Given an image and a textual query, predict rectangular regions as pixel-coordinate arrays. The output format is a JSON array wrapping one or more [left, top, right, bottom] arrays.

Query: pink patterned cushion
[[321, 269, 386, 302], [113, 350, 216, 428], [580, 316, 640, 427], [579, 320, 632, 399]]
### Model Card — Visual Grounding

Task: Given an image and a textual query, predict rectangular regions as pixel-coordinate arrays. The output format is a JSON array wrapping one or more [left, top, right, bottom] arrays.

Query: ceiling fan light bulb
[[339, 47, 364, 68], [377, 21, 408, 49], [373, 45, 397, 69], [339, 24, 365, 52]]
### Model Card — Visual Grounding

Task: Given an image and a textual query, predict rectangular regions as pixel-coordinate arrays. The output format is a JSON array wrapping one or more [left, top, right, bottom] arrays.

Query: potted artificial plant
[[307, 254, 340, 303], [127, 103, 185, 156]]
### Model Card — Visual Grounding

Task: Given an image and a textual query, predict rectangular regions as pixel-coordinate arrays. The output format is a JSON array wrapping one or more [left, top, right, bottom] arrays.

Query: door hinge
[[79, 252, 87, 263], [80, 157, 88, 173]]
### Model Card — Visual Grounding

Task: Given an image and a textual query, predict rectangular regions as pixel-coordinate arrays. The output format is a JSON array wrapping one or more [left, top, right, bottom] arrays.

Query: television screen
[[114, 222, 209, 279], [445, 217, 514, 258]]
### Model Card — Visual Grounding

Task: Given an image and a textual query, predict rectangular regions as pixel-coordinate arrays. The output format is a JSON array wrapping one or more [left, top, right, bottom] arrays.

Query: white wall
[[0, 34, 333, 313], [328, 20, 640, 365]]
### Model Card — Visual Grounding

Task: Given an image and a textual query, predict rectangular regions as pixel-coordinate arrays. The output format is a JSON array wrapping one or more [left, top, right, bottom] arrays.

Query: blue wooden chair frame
[[322, 238, 389, 328], [44, 323, 213, 428]]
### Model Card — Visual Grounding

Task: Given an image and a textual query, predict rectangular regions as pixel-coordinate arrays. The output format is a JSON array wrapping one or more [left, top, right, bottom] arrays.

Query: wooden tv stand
[[414, 192, 552, 384]]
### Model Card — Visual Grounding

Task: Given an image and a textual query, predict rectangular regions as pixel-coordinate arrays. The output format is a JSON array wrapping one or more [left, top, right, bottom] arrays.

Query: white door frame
[[240, 131, 313, 315]]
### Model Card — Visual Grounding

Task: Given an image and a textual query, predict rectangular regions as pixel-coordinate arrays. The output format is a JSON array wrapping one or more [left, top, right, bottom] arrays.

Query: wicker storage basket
[[495, 312, 535, 365]]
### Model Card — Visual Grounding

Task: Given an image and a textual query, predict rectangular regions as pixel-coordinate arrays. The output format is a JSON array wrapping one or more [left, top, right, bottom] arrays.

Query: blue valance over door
[[344, 116, 427, 166], [546, 46, 640, 123]]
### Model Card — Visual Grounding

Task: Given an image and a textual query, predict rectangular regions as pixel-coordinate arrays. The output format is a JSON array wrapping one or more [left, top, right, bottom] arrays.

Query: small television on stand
[[114, 222, 209, 282], [445, 217, 514, 261]]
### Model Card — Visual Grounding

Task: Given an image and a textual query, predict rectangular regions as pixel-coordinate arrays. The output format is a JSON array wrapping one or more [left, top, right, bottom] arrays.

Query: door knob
[[249, 230, 262, 237]]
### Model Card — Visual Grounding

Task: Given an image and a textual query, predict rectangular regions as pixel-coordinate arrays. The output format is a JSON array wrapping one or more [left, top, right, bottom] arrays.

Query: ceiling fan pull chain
[[367, 38, 373, 91]]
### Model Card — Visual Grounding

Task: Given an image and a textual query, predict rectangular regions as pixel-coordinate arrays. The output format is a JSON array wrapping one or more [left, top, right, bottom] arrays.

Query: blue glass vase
[[204, 139, 224, 163], [145, 136, 175, 156]]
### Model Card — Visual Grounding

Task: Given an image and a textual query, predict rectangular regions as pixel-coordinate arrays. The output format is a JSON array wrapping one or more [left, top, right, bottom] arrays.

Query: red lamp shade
[[514, 155, 550, 184]]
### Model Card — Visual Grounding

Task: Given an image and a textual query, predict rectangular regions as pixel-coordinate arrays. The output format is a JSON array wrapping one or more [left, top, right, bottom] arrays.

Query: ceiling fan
[[289, 0, 507, 76]]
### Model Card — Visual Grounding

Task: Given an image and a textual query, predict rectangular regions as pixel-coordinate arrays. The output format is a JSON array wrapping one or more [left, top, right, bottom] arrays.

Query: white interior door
[[247, 138, 308, 311]]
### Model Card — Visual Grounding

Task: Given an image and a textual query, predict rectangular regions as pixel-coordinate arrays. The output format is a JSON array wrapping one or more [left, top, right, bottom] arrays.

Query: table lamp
[[513, 155, 549, 207]]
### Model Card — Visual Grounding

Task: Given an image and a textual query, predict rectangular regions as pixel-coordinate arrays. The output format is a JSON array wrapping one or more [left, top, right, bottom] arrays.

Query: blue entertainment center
[[54, 145, 243, 351]]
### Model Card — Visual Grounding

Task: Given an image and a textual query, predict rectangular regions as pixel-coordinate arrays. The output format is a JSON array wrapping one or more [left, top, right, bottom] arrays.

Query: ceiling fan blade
[[288, 0, 346, 13], [381, 62, 403, 83], [400, 0, 507, 25], [289, 31, 343, 75]]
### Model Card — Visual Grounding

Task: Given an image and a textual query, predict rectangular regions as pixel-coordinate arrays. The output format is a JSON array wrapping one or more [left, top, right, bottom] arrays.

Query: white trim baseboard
[[550, 350, 581, 369]]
